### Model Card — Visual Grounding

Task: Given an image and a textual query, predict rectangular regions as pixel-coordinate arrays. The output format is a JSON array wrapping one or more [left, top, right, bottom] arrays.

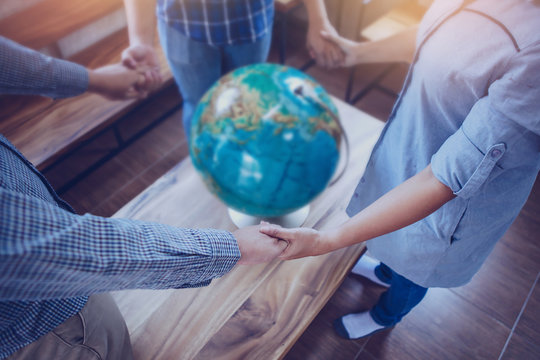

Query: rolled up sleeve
[[432, 126, 505, 199], [431, 42, 540, 199]]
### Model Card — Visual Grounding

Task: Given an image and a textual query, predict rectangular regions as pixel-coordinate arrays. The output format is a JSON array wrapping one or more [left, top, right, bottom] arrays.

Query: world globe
[[189, 63, 342, 220]]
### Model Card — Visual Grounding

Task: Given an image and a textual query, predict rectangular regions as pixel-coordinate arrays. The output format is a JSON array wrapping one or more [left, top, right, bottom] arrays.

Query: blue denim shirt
[[347, 0, 540, 288]]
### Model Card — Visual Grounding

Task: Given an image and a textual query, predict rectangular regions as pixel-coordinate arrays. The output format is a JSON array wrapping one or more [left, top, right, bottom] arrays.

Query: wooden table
[[111, 97, 384, 360]]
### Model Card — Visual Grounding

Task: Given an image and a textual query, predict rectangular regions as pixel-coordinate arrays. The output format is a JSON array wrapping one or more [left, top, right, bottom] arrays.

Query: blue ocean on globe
[[189, 63, 342, 217]]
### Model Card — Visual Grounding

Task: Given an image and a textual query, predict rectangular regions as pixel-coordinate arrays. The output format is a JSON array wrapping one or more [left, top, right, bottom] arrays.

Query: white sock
[[351, 255, 390, 287], [341, 311, 385, 339]]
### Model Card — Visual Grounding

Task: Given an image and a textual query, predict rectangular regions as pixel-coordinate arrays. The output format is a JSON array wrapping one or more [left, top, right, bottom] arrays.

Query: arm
[[0, 36, 88, 98], [0, 188, 285, 301], [0, 36, 146, 99], [124, 0, 157, 47], [260, 165, 455, 259], [302, 0, 344, 68], [122, 0, 161, 93], [321, 25, 418, 67]]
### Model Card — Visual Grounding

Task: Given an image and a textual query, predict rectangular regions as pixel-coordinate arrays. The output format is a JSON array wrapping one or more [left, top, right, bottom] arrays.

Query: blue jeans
[[158, 20, 272, 138], [370, 263, 428, 327]]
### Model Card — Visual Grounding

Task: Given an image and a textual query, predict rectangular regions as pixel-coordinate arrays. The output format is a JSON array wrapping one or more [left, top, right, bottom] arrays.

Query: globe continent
[[190, 63, 342, 217]]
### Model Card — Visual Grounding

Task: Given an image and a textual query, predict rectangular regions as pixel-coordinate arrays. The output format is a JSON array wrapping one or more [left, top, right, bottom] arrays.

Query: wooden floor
[[46, 19, 540, 360]]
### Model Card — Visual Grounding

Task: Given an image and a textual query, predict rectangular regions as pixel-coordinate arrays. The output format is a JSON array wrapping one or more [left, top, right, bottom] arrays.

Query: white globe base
[[228, 205, 310, 228]]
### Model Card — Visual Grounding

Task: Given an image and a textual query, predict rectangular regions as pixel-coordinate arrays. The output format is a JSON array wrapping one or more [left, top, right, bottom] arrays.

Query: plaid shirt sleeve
[[0, 188, 241, 301], [0, 36, 88, 98]]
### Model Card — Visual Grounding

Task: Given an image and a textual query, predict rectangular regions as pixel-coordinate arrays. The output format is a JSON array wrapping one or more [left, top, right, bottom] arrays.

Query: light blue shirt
[[346, 0, 540, 288]]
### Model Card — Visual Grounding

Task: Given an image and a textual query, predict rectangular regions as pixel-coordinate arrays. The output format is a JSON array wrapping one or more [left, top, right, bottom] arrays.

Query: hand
[[320, 30, 362, 67], [307, 21, 344, 68], [259, 223, 335, 260], [121, 44, 162, 94], [233, 225, 288, 265], [88, 63, 147, 100]]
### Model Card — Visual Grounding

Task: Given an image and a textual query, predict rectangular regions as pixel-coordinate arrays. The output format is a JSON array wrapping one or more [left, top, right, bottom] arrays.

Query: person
[[0, 36, 287, 359], [260, 0, 540, 340], [121, 0, 343, 137]]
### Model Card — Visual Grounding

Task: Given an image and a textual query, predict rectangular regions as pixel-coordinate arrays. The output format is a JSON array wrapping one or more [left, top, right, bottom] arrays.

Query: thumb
[[277, 239, 289, 251], [320, 30, 347, 50], [259, 225, 291, 240], [320, 30, 336, 41]]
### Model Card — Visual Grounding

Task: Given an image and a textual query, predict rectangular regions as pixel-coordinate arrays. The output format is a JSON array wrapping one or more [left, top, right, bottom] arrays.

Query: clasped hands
[[87, 44, 162, 100], [88, 30, 359, 100], [234, 222, 336, 265]]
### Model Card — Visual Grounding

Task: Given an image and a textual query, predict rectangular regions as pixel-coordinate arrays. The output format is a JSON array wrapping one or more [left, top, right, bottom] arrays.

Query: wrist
[[318, 228, 340, 254], [352, 41, 377, 64], [130, 36, 154, 48], [87, 69, 102, 93]]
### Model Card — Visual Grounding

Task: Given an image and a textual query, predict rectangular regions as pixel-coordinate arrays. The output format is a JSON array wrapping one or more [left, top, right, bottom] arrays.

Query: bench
[[0, 0, 178, 191]]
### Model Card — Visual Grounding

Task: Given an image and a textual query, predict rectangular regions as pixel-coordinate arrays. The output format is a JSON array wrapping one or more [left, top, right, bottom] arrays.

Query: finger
[[130, 47, 146, 61], [262, 221, 282, 228], [327, 46, 337, 67], [125, 87, 139, 99], [122, 56, 137, 69], [320, 30, 335, 42], [278, 249, 295, 260], [321, 31, 349, 56], [321, 51, 331, 69], [307, 44, 316, 59], [277, 239, 289, 251], [141, 70, 155, 91], [320, 30, 343, 47], [136, 73, 146, 88], [153, 71, 163, 90], [330, 46, 343, 67], [148, 70, 160, 91], [259, 225, 291, 240]]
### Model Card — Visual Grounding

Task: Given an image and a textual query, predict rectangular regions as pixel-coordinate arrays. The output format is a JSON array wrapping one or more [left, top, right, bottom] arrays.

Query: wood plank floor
[[46, 17, 540, 360]]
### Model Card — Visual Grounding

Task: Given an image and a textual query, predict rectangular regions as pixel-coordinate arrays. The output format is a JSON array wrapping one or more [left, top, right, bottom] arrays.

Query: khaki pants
[[7, 293, 133, 360]]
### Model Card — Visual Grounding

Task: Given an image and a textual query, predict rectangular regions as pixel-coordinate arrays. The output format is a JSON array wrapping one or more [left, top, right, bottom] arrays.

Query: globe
[[189, 63, 342, 219]]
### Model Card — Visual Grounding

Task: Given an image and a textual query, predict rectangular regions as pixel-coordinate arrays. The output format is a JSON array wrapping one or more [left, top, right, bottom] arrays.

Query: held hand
[[88, 63, 146, 100], [121, 44, 162, 93], [307, 21, 344, 68], [259, 224, 334, 260], [320, 30, 361, 67], [234, 225, 288, 265]]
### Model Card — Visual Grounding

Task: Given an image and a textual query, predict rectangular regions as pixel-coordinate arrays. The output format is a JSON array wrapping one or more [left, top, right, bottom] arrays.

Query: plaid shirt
[[0, 37, 240, 359], [157, 0, 274, 45]]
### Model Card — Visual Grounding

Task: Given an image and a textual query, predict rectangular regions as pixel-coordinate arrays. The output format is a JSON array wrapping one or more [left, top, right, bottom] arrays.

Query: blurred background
[[1, 1, 538, 359]]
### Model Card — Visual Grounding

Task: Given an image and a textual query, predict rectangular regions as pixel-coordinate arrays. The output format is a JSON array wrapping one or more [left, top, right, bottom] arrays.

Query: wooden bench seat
[[0, 0, 174, 171], [0, 0, 124, 55]]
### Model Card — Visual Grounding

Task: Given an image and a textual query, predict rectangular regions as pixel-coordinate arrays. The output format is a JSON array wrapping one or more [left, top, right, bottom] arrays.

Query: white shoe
[[351, 255, 390, 287]]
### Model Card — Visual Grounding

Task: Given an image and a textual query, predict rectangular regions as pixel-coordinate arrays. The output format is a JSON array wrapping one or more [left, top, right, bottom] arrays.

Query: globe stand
[[227, 205, 310, 228]]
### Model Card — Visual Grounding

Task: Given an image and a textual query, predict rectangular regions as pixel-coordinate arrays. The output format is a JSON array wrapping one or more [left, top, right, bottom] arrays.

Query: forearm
[[324, 165, 455, 251], [0, 188, 240, 301], [124, 0, 157, 46], [303, 0, 332, 27], [352, 25, 418, 64], [0, 36, 88, 98]]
